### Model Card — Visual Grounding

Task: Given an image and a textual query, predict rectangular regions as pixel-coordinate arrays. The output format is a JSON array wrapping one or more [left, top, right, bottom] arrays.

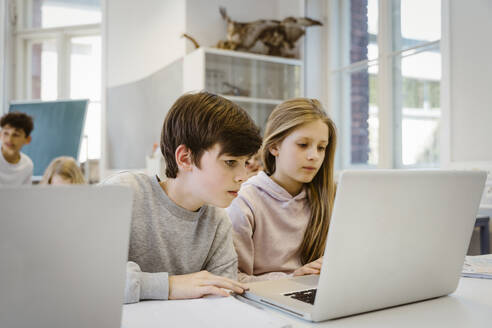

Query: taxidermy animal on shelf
[[217, 7, 322, 57], [182, 7, 323, 58]]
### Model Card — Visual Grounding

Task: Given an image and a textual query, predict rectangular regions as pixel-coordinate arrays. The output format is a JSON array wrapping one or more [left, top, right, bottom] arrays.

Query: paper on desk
[[462, 254, 492, 279], [121, 296, 292, 328]]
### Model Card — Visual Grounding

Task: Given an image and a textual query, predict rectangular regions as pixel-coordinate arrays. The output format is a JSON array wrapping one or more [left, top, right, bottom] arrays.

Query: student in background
[[0, 112, 34, 186], [41, 156, 86, 185], [244, 151, 263, 179], [103, 92, 262, 303], [227, 98, 337, 282]]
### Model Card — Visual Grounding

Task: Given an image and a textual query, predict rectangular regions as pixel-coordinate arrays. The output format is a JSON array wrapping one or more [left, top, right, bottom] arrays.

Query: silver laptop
[[243, 170, 487, 321], [0, 186, 133, 328]]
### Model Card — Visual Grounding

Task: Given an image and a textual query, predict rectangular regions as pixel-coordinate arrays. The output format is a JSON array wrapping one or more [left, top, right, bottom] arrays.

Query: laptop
[[0, 186, 133, 328], [243, 170, 487, 322]]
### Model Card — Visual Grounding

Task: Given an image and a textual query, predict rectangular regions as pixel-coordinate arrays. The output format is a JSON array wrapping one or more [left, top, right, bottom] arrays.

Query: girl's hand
[[293, 257, 323, 276], [168, 270, 249, 300]]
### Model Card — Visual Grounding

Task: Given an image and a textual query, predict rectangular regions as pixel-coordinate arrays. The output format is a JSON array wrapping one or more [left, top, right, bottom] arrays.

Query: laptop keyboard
[[284, 288, 317, 305]]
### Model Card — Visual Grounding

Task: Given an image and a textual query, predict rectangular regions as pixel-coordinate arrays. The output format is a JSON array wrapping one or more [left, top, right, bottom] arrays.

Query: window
[[28, 39, 58, 100], [392, 0, 441, 167], [21, 0, 101, 29], [14, 0, 101, 161], [330, 0, 441, 169]]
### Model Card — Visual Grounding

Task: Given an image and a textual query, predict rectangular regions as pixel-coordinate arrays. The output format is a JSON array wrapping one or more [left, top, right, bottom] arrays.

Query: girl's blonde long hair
[[41, 156, 86, 185], [262, 98, 337, 264]]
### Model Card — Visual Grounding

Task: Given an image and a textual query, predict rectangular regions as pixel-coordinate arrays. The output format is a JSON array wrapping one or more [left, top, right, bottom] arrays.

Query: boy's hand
[[293, 257, 323, 276], [168, 270, 249, 300]]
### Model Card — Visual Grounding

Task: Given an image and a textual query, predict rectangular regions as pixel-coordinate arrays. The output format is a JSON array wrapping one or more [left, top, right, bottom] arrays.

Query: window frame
[[13, 0, 101, 160], [15, 23, 101, 100], [329, 0, 441, 170]]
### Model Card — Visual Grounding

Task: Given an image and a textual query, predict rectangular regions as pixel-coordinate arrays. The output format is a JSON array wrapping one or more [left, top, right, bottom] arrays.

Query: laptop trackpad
[[289, 274, 319, 287]]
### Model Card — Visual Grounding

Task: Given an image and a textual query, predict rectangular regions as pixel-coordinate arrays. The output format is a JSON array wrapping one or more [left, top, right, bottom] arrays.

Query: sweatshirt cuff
[[138, 271, 169, 300]]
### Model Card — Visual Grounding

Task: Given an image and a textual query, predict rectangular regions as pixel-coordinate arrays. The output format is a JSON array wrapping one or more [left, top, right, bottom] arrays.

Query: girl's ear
[[269, 144, 279, 157], [175, 144, 193, 171]]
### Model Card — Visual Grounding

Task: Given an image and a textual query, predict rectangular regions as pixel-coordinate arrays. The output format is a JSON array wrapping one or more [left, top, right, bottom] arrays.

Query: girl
[[226, 98, 337, 282], [41, 156, 86, 185]]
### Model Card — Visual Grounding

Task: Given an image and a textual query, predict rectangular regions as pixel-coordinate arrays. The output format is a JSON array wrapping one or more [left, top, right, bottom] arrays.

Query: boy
[[0, 112, 34, 186], [103, 92, 262, 303]]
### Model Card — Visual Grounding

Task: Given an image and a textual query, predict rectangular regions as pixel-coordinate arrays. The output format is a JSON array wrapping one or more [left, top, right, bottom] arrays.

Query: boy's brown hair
[[0, 112, 34, 137], [161, 92, 262, 178]]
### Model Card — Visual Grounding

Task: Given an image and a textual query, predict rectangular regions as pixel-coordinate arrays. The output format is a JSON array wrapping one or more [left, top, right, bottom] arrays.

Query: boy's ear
[[175, 144, 193, 171], [25, 136, 32, 145]]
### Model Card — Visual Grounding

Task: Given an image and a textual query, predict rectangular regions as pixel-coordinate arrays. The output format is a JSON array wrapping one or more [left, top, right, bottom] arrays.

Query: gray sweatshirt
[[103, 172, 238, 303]]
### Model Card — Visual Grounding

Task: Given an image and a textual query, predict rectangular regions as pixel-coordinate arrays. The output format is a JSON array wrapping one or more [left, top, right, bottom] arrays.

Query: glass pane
[[235, 102, 275, 136], [79, 101, 101, 162], [205, 53, 301, 100], [394, 45, 441, 166], [70, 36, 101, 100], [25, 0, 101, 29], [392, 0, 441, 51], [342, 64, 379, 166], [30, 40, 57, 100], [350, 0, 378, 63]]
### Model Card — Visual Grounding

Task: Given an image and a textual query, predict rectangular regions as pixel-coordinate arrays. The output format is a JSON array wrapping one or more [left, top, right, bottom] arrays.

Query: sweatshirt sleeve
[[203, 208, 238, 279], [102, 174, 170, 304], [226, 195, 256, 276], [124, 261, 169, 304]]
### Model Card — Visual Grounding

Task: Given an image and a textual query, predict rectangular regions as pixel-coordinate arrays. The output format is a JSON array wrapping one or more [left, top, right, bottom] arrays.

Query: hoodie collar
[[244, 171, 307, 202]]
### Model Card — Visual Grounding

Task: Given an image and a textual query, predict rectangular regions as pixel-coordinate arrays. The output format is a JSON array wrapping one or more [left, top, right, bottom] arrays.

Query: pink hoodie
[[226, 171, 311, 282]]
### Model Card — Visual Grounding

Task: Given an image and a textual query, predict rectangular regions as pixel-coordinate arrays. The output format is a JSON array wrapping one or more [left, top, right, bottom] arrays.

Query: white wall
[[105, 0, 186, 87], [304, 0, 328, 108], [441, 0, 492, 169], [106, 0, 306, 87]]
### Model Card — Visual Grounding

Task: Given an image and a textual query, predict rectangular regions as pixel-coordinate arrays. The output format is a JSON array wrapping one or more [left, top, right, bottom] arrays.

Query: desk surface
[[121, 278, 492, 328]]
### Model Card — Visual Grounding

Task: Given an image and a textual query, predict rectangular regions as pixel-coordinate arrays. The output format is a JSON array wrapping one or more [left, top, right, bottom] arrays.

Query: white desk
[[121, 278, 492, 328]]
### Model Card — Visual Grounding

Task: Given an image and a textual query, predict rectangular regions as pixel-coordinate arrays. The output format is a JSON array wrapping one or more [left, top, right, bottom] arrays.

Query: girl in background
[[227, 98, 337, 282], [244, 151, 263, 179], [41, 156, 86, 185]]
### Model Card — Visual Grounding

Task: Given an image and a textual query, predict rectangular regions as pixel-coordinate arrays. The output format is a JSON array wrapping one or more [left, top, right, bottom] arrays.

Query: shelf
[[183, 47, 302, 134], [220, 95, 283, 105], [198, 47, 303, 66]]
